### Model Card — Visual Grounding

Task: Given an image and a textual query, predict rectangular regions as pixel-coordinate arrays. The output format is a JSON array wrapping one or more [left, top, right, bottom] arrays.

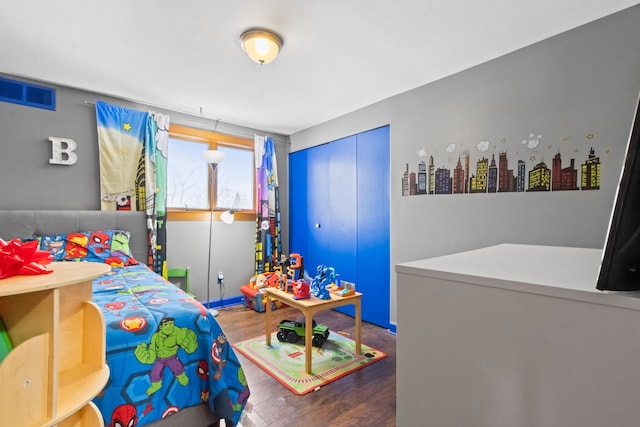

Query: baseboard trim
[[205, 295, 244, 310]]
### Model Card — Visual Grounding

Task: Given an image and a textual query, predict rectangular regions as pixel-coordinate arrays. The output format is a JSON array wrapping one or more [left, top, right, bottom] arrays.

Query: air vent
[[0, 77, 56, 110]]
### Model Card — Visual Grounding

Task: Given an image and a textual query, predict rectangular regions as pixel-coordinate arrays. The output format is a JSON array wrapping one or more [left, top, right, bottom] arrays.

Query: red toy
[[292, 279, 310, 300]]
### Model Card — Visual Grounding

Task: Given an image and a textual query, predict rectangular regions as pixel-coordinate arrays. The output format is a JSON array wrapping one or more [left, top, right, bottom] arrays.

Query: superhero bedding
[[36, 230, 249, 427]]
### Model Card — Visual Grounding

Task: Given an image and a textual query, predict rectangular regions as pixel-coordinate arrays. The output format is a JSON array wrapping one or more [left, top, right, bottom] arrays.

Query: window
[[166, 124, 255, 221], [167, 138, 209, 210], [217, 145, 254, 210]]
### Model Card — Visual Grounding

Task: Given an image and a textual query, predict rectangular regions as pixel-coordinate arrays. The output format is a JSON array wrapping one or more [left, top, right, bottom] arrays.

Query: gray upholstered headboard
[[0, 210, 149, 262]]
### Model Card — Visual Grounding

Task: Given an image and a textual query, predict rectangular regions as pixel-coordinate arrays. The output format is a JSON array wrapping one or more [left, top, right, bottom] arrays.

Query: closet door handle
[[315, 223, 321, 229]]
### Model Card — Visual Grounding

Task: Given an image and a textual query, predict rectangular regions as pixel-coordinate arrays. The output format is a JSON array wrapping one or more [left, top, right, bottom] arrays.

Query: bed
[[0, 210, 248, 427]]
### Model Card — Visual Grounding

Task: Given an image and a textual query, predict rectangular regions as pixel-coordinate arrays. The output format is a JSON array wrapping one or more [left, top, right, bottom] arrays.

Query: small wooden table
[[264, 287, 362, 374]]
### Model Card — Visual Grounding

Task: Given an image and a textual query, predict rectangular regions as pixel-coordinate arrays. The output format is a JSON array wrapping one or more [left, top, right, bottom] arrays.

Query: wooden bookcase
[[0, 262, 110, 427]]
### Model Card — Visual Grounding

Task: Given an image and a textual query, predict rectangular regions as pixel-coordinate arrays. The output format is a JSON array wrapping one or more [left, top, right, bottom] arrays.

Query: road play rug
[[232, 331, 387, 395]]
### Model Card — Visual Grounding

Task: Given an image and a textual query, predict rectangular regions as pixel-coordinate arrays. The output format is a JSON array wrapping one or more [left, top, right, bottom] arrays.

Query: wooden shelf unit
[[0, 262, 110, 427]]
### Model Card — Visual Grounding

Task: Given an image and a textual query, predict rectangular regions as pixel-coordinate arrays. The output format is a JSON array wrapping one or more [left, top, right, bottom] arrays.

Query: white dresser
[[396, 244, 640, 427]]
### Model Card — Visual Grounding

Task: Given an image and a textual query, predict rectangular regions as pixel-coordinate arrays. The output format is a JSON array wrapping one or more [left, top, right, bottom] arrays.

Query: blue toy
[[310, 264, 335, 300]]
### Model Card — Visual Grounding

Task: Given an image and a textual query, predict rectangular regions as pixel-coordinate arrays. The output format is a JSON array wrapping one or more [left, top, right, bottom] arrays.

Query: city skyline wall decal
[[401, 131, 604, 196]]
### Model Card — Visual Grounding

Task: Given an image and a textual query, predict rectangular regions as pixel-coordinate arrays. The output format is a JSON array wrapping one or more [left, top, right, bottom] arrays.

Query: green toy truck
[[276, 319, 330, 347]]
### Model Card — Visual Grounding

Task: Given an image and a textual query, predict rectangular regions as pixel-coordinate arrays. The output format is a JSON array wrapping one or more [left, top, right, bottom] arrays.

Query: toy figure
[[272, 253, 306, 292], [276, 253, 290, 273], [277, 270, 288, 292], [274, 254, 291, 292], [310, 265, 334, 300], [252, 274, 269, 292], [287, 253, 304, 281]]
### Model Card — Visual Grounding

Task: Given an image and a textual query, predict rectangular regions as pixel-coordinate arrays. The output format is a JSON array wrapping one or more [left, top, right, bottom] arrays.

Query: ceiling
[[1, 1, 638, 136]]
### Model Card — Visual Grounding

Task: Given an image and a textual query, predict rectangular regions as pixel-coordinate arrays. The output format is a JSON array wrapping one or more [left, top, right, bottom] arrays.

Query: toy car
[[276, 319, 330, 347]]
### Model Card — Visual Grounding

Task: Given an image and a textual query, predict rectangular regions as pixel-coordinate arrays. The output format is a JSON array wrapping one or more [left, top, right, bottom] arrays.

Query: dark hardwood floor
[[215, 304, 396, 427]]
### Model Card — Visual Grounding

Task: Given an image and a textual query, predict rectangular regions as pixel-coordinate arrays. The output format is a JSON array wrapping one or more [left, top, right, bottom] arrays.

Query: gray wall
[[290, 5, 640, 326], [0, 77, 288, 300]]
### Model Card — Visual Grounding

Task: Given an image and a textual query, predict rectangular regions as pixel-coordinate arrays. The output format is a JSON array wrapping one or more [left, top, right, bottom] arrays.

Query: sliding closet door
[[304, 137, 357, 288], [289, 149, 308, 257], [356, 126, 390, 327], [289, 127, 389, 328]]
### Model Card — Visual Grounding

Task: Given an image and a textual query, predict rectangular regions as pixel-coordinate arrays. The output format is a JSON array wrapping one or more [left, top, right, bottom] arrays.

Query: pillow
[[38, 234, 67, 261], [36, 230, 138, 267]]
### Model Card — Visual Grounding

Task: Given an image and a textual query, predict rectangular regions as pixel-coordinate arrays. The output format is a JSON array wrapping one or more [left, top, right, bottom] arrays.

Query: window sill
[[167, 210, 256, 222]]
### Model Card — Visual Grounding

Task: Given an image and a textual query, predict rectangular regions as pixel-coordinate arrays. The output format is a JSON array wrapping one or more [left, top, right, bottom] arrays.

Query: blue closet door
[[288, 127, 389, 328], [289, 138, 357, 283], [289, 150, 308, 257], [356, 126, 390, 327], [306, 137, 357, 290]]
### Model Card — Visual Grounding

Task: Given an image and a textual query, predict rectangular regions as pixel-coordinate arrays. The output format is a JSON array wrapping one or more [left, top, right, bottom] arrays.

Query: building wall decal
[[403, 132, 602, 196]]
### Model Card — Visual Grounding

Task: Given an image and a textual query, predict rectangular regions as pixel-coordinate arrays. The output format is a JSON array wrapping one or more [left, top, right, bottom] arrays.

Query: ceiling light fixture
[[239, 29, 283, 65]]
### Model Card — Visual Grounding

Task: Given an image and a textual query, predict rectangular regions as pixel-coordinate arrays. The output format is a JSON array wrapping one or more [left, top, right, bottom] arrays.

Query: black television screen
[[597, 93, 640, 291]]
